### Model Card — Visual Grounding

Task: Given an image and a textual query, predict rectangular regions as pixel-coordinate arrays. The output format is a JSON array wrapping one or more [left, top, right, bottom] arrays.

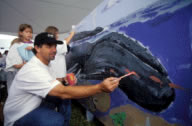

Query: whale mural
[[66, 0, 192, 126], [68, 30, 176, 112]]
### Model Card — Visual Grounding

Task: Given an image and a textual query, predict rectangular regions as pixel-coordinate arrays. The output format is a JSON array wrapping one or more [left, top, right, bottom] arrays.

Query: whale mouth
[[68, 32, 175, 112]]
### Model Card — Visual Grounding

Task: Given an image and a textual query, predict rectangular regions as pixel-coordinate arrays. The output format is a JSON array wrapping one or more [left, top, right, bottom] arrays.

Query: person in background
[[0, 51, 8, 102], [5, 24, 33, 92], [46, 26, 95, 122], [0, 52, 6, 82], [3, 32, 120, 126], [44, 26, 75, 125], [0, 50, 8, 81], [3, 50, 8, 56], [45, 26, 75, 80], [0, 52, 6, 69]]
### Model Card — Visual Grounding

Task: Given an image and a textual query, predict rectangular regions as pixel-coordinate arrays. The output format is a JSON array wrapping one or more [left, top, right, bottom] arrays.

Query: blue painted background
[[75, 0, 192, 125]]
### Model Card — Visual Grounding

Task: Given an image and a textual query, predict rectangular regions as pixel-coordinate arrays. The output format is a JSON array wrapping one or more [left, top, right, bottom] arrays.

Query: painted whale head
[[66, 31, 175, 112]]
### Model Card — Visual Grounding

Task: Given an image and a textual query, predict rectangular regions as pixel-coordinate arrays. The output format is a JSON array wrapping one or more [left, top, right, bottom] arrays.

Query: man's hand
[[63, 73, 77, 86], [99, 77, 120, 93]]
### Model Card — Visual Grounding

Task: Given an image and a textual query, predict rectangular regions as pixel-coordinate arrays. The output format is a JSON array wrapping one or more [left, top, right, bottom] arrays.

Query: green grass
[[70, 100, 104, 126]]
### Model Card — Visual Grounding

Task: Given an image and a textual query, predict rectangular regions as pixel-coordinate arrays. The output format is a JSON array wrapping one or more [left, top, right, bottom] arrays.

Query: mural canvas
[[66, 0, 192, 126]]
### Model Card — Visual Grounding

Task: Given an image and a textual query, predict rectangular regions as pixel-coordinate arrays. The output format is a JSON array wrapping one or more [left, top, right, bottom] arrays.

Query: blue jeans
[[41, 96, 71, 124], [14, 97, 71, 126]]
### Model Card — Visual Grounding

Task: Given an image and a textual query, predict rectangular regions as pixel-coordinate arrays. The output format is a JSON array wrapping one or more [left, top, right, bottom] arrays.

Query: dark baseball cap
[[34, 32, 63, 46]]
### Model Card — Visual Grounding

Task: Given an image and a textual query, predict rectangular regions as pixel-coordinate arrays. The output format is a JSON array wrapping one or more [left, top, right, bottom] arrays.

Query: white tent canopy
[[0, 0, 102, 35], [0, 0, 102, 52]]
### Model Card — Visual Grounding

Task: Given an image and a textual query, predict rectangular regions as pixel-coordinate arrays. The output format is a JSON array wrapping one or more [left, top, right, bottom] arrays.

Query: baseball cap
[[34, 32, 63, 46]]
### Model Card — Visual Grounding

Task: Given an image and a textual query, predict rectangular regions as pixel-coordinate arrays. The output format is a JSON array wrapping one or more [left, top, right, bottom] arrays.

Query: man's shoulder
[[16, 59, 48, 80], [19, 57, 41, 72], [16, 58, 53, 82], [26, 57, 42, 67]]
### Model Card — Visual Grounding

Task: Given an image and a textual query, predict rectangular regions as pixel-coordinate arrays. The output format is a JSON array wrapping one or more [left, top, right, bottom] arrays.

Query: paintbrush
[[119, 71, 137, 80], [113, 71, 138, 82]]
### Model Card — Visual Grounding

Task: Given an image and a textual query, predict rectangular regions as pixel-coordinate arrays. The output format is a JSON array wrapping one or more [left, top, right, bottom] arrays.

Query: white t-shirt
[[50, 40, 68, 78], [3, 56, 60, 126], [5, 42, 34, 72]]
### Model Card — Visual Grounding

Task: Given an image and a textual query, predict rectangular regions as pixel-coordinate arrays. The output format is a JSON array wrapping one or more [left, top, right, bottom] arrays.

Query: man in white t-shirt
[[3, 32, 120, 126]]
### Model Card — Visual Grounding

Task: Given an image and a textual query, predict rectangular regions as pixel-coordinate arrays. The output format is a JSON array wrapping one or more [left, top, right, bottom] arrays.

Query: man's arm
[[48, 77, 119, 99], [64, 31, 75, 45]]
